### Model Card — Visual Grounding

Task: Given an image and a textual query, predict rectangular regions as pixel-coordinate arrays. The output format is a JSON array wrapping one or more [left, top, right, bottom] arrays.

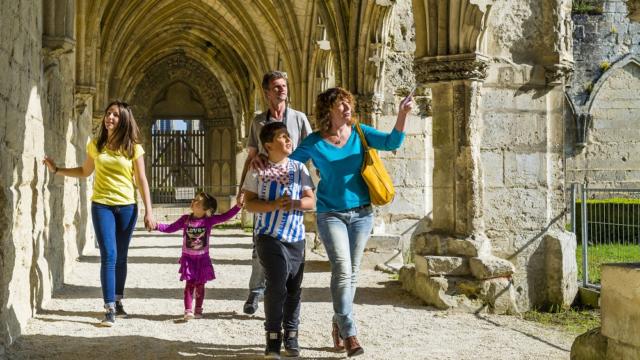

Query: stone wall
[[0, 1, 92, 352], [567, 0, 640, 187], [481, 0, 576, 311], [403, 0, 577, 312]]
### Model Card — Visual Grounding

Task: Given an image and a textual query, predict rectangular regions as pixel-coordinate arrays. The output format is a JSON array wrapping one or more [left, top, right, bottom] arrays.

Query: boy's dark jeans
[[256, 234, 305, 332]]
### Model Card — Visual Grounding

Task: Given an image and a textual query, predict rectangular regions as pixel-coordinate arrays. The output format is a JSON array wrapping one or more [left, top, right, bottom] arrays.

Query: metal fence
[[150, 185, 238, 204], [571, 183, 640, 288]]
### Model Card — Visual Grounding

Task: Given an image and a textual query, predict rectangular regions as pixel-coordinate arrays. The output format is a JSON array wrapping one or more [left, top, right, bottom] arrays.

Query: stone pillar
[[43, 0, 75, 52], [571, 263, 640, 359], [401, 54, 516, 314], [400, 0, 516, 314]]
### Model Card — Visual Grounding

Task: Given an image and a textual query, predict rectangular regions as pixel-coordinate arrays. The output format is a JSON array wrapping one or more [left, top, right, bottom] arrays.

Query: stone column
[[571, 263, 640, 359], [420, 57, 488, 241], [400, 0, 516, 314]]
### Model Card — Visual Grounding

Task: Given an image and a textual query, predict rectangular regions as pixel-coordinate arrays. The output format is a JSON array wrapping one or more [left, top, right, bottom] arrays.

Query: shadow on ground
[[6, 334, 345, 360], [52, 282, 424, 308]]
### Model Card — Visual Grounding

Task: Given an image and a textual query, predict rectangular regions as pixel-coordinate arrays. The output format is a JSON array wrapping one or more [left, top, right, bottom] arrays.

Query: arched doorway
[[130, 54, 237, 205]]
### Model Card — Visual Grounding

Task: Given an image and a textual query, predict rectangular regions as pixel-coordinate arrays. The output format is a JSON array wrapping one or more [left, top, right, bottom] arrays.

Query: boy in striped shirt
[[243, 122, 315, 359]]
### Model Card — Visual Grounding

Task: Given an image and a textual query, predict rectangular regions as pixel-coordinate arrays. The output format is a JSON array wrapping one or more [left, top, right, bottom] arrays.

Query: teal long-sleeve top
[[289, 123, 405, 213]]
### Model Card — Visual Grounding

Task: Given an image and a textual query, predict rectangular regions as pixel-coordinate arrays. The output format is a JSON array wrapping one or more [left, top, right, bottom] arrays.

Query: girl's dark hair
[[315, 87, 356, 133], [96, 100, 140, 158], [195, 192, 217, 214]]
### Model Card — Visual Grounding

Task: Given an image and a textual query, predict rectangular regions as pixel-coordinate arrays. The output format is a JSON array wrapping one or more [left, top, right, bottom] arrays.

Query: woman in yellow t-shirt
[[43, 100, 155, 327]]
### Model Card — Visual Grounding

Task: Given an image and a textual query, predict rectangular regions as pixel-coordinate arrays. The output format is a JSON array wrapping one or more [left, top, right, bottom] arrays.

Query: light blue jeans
[[316, 205, 374, 338]]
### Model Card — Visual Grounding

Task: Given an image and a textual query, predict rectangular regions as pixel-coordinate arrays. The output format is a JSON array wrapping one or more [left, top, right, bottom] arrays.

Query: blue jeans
[[91, 202, 137, 308], [316, 206, 374, 338]]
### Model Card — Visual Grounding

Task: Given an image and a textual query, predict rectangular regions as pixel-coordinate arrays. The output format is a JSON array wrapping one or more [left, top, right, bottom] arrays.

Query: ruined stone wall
[[0, 2, 92, 352], [403, 0, 575, 312], [479, 0, 574, 310], [566, 0, 640, 187], [377, 0, 432, 257]]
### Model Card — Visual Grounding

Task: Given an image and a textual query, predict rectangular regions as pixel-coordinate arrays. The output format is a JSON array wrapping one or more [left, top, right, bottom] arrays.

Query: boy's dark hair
[[259, 122, 288, 149], [195, 192, 217, 214]]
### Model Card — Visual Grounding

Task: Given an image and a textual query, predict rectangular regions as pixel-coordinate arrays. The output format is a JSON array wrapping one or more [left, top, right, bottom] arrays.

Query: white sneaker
[[184, 311, 195, 320]]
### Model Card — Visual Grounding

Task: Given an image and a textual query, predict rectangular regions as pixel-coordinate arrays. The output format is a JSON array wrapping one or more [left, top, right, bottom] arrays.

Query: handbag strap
[[354, 122, 369, 151]]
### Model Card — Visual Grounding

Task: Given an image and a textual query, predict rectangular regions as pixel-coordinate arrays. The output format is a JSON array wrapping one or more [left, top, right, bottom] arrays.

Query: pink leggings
[[184, 282, 205, 312]]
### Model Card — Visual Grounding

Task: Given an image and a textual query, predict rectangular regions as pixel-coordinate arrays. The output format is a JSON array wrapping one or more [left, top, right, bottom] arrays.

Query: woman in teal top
[[290, 87, 413, 357]]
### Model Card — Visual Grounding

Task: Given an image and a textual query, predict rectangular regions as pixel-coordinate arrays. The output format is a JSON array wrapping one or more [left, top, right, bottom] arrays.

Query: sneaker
[[243, 292, 262, 315], [184, 310, 195, 320], [99, 308, 116, 327], [344, 336, 364, 357], [194, 308, 203, 319], [115, 301, 128, 318], [283, 330, 300, 357], [264, 331, 282, 359]]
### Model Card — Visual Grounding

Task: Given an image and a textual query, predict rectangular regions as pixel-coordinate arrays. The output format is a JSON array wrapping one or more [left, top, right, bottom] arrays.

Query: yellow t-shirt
[[87, 140, 145, 206]]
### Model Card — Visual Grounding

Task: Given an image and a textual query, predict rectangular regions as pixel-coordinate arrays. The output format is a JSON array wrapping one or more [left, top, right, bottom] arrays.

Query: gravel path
[[7, 228, 575, 359]]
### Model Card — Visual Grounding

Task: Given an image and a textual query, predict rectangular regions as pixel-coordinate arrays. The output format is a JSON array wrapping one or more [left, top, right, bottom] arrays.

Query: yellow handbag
[[354, 122, 395, 206]]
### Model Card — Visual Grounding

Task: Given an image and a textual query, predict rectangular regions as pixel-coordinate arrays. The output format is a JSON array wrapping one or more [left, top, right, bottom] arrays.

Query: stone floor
[[6, 228, 575, 359]]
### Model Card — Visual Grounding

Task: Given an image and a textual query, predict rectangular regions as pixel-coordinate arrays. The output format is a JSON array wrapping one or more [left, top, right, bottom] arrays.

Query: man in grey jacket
[[237, 70, 312, 314]]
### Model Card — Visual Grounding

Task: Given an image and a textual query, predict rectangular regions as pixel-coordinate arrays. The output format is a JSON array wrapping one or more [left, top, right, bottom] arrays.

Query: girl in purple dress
[[155, 192, 242, 320]]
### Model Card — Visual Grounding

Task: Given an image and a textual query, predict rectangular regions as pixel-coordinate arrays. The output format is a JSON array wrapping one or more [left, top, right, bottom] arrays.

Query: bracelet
[[53, 166, 58, 174]]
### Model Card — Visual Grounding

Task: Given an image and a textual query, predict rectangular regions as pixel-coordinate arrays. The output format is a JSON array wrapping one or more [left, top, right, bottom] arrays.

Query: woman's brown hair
[[96, 100, 140, 158], [315, 87, 356, 133]]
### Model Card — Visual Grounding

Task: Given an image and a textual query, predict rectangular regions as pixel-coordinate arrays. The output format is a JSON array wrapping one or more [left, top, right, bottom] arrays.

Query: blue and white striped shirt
[[243, 159, 314, 243]]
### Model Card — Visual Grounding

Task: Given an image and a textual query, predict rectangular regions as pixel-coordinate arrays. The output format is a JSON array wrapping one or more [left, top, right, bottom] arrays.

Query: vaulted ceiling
[[75, 0, 396, 124]]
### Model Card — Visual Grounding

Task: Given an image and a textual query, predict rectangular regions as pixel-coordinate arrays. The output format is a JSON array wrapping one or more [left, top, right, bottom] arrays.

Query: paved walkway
[[7, 228, 575, 359]]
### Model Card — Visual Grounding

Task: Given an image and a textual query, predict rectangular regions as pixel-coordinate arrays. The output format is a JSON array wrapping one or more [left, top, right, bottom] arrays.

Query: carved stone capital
[[355, 93, 384, 116], [42, 36, 75, 58], [374, 0, 395, 6], [74, 87, 95, 115], [414, 54, 489, 83], [415, 96, 432, 117], [544, 63, 574, 85]]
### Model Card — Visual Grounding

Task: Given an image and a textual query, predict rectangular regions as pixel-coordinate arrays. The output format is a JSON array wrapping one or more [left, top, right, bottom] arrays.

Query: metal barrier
[[570, 183, 640, 288], [151, 185, 238, 204]]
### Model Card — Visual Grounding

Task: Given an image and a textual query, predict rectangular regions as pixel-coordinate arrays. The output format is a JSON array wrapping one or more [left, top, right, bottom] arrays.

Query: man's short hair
[[262, 71, 288, 91], [260, 122, 288, 150]]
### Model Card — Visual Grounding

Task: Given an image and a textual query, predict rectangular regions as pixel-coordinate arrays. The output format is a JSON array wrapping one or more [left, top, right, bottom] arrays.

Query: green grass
[[572, 0, 603, 14], [523, 308, 600, 334], [214, 221, 242, 229], [578, 197, 640, 205], [576, 243, 640, 284]]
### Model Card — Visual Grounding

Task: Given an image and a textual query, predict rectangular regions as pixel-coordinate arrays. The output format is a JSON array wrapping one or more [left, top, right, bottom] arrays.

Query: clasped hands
[[271, 193, 298, 211]]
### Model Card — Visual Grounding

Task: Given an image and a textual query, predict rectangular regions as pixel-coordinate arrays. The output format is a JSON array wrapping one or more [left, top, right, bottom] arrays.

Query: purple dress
[[157, 206, 241, 283]]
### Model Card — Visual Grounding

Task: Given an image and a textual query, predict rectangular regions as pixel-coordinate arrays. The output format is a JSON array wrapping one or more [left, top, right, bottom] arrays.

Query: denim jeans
[[248, 215, 266, 296], [91, 202, 137, 308], [316, 206, 374, 338]]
